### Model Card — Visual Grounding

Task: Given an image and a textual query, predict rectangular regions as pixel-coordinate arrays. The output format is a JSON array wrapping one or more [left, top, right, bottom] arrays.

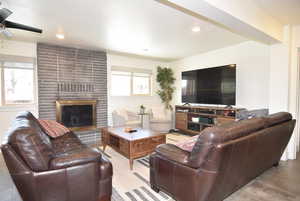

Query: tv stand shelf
[[175, 105, 245, 135]]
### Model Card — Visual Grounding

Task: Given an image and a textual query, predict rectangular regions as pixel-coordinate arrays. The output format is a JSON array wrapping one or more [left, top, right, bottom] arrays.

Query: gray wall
[[37, 43, 107, 145]]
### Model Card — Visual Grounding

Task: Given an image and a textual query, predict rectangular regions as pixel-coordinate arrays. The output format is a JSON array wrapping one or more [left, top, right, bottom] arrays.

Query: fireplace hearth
[[56, 100, 97, 131]]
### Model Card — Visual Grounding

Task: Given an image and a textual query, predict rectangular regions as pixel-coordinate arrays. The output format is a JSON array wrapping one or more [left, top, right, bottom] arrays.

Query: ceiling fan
[[0, 5, 42, 37]]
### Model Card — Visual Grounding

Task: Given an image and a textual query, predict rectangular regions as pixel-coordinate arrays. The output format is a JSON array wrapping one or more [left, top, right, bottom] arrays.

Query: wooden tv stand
[[175, 105, 245, 135]]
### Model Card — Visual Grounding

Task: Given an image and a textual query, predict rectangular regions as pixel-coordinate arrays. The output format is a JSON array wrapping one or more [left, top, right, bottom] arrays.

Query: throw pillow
[[175, 135, 199, 152], [236, 109, 269, 121], [38, 119, 70, 138]]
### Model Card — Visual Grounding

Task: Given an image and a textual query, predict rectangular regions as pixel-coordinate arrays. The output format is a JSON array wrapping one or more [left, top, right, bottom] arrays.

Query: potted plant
[[140, 105, 146, 114], [156, 66, 176, 110]]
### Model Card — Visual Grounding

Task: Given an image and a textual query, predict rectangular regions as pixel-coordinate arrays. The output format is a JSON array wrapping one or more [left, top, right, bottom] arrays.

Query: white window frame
[[111, 66, 152, 97], [0, 54, 36, 107], [111, 71, 132, 96]]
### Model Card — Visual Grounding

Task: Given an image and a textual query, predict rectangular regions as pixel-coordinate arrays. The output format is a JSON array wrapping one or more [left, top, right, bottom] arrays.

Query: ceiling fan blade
[[0, 8, 12, 23], [4, 20, 42, 33], [0, 29, 13, 38]]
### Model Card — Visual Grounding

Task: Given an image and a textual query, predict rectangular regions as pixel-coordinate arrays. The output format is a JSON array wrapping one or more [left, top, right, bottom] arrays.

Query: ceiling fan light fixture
[[192, 26, 201, 32], [56, 33, 64, 39], [0, 7, 43, 35]]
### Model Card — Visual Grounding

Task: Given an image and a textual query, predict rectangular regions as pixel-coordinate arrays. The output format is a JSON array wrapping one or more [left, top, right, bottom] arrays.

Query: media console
[[175, 105, 245, 135]]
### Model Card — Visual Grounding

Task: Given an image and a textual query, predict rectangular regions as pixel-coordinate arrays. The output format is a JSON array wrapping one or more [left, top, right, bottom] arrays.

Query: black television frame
[[181, 64, 236, 106]]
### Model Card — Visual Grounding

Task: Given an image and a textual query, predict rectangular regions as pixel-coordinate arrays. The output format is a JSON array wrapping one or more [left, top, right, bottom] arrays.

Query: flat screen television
[[181, 65, 236, 105]]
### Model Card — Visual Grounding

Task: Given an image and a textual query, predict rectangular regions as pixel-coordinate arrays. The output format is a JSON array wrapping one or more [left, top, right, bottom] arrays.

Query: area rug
[[99, 133, 191, 201]]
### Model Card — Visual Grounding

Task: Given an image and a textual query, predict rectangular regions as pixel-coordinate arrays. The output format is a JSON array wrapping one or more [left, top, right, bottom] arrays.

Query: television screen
[[181, 65, 236, 105]]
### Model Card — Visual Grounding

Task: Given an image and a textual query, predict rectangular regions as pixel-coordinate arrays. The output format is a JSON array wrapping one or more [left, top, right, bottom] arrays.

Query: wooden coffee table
[[100, 127, 167, 170]]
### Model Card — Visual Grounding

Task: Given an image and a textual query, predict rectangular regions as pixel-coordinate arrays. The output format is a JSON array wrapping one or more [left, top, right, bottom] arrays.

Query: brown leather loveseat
[[150, 112, 295, 201], [1, 111, 112, 201]]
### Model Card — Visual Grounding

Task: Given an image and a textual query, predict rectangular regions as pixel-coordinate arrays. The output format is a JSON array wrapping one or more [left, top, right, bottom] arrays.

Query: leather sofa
[[1, 111, 112, 201], [150, 112, 296, 201]]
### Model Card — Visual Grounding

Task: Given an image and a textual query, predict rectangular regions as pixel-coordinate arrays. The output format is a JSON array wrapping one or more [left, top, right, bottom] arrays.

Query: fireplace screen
[[56, 100, 96, 131], [61, 105, 93, 127]]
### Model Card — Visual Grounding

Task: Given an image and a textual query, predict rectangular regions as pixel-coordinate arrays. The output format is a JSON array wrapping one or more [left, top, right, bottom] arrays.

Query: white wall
[[170, 41, 270, 109], [285, 25, 300, 160], [0, 40, 37, 57], [0, 40, 38, 144], [204, 0, 283, 41], [291, 26, 300, 154], [107, 54, 168, 126], [268, 25, 300, 160], [269, 44, 289, 113]]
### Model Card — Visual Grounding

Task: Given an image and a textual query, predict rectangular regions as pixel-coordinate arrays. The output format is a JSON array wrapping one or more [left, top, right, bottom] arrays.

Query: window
[[132, 73, 151, 95], [111, 67, 152, 96], [0, 56, 35, 105], [111, 71, 131, 96]]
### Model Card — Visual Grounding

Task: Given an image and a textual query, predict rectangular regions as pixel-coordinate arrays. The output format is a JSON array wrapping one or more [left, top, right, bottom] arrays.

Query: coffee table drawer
[[131, 136, 166, 154], [119, 139, 129, 155], [150, 136, 165, 146], [101, 126, 168, 170]]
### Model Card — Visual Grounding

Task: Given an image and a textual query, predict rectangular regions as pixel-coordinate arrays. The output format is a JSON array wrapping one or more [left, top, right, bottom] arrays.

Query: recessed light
[[143, 49, 148, 51], [56, 34, 65, 39], [192, 26, 201, 32]]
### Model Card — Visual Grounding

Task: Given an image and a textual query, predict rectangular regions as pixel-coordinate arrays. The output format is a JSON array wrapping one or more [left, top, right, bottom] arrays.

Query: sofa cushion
[[188, 117, 266, 168], [127, 110, 139, 121], [51, 133, 84, 157], [50, 147, 101, 169], [7, 112, 54, 171], [125, 120, 141, 127], [15, 111, 52, 149], [175, 135, 199, 152], [216, 117, 267, 142], [265, 112, 292, 127], [38, 119, 70, 138], [155, 144, 191, 166], [115, 109, 129, 120]]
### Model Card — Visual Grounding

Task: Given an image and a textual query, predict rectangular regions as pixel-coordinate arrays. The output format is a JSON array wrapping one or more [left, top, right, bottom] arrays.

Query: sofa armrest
[[127, 110, 139, 121], [112, 112, 127, 127], [50, 148, 101, 170], [1, 144, 31, 174], [155, 144, 190, 166]]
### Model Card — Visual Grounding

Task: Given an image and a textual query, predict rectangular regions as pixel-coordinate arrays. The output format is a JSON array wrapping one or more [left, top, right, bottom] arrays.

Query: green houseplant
[[156, 66, 176, 110]]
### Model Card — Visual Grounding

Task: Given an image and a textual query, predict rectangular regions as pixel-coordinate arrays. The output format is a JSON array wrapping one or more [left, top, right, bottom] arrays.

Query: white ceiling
[[254, 0, 300, 25], [0, 0, 247, 61]]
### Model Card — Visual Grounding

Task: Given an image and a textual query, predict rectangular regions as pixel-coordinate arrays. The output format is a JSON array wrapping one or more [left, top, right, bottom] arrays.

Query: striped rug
[[100, 133, 191, 201]]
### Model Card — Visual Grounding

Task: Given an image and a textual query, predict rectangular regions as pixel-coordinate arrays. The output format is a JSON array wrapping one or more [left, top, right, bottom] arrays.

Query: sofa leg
[[99, 195, 111, 201], [273, 162, 279, 167], [151, 185, 160, 193]]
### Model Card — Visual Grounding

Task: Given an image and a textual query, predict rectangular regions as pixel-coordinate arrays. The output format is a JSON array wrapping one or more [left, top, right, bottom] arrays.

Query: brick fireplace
[[37, 43, 107, 145]]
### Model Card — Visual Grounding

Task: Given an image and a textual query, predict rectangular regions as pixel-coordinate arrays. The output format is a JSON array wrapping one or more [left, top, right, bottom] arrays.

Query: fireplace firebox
[[56, 100, 97, 131]]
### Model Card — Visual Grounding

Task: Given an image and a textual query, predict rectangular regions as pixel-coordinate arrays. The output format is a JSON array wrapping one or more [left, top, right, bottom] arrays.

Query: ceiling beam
[[156, 0, 284, 44]]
